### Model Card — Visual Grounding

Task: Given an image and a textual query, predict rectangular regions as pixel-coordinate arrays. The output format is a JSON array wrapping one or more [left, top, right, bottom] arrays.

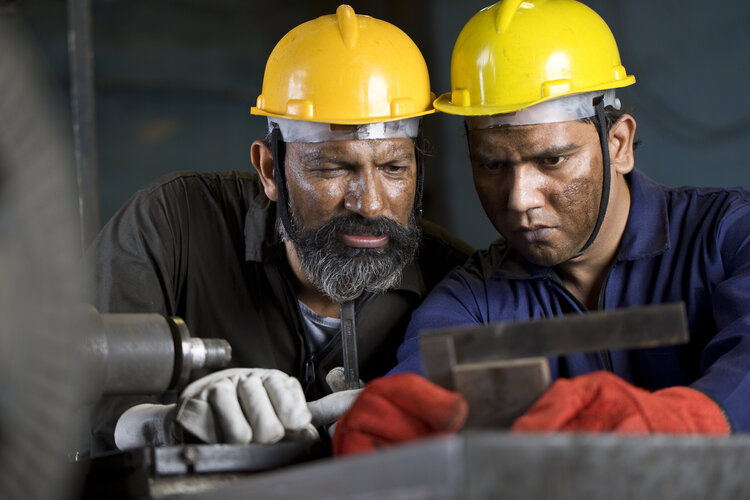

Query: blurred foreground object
[[0, 15, 89, 500], [0, 18, 233, 499]]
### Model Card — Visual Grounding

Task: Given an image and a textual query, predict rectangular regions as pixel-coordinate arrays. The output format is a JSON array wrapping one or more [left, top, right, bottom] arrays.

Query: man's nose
[[506, 164, 545, 213], [343, 171, 384, 218]]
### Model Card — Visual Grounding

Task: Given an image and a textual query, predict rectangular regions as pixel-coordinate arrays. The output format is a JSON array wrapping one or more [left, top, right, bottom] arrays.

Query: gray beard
[[278, 211, 421, 303]]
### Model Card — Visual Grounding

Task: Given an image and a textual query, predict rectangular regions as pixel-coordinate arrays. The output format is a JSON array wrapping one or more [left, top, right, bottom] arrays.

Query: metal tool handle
[[340, 300, 360, 390]]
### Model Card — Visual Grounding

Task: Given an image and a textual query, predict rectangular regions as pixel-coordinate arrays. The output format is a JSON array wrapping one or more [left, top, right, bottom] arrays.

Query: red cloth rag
[[332, 373, 468, 455], [512, 371, 729, 434]]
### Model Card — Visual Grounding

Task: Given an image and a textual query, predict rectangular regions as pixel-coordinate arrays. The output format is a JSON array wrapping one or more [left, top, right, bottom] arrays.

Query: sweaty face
[[468, 121, 603, 266], [280, 138, 421, 302]]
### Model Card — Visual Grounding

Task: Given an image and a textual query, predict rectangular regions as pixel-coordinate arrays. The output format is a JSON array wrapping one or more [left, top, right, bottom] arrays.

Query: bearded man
[[85, 5, 470, 451]]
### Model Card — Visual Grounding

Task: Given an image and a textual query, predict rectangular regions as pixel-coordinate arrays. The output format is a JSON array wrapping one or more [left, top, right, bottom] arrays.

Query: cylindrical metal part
[[100, 313, 177, 395], [167, 317, 232, 390], [79, 305, 232, 398], [190, 338, 233, 370]]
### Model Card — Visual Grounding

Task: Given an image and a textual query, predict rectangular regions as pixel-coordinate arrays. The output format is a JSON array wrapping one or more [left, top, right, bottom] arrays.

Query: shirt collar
[[616, 169, 671, 261], [492, 242, 554, 280], [493, 169, 671, 280], [243, 200, 425, 297], [244, 195, 283, 264]]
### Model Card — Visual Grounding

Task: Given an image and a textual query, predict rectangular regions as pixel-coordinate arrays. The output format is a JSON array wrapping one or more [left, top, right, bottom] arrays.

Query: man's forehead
[[469, 120, 594, 153], [290, 137, 415, 160]]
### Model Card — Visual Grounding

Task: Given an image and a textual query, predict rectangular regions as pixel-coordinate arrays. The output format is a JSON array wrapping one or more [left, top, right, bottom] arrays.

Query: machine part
[[80, 305, 232, 400], [166, 432, 750, 500], [81, 442, 317, 499], [153, 442, 314, 476], [421, 302, 688, 427], [339, 300, 360, 390], [67, 0, 100, 250]]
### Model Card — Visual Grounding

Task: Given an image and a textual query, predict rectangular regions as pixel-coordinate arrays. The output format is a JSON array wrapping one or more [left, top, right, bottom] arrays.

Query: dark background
[[9, 0, 750, 249]]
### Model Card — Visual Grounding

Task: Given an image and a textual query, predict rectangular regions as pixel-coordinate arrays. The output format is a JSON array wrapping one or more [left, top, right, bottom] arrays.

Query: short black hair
[[581, 105, 640, 150]]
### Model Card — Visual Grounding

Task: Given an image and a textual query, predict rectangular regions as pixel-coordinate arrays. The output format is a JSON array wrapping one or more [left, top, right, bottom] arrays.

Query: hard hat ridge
[[494, 0, 525, 34], [336, 4, 359, 48]]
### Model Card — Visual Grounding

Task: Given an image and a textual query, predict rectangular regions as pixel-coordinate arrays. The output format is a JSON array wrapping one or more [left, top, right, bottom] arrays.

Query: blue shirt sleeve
[[388, 266, 487, 376], [690, 200, 750, 432]]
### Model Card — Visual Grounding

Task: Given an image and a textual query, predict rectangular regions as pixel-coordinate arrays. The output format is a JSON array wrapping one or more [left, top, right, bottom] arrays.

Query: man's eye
[[478, 161, 505, 171], [541, 156, 565, 167], [383, 164, 409, 174], [314, 165, 346, 175]]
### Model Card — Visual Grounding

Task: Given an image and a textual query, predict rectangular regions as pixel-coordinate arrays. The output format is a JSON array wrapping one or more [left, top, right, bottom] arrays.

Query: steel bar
[[421, 302, 688, 390], [67, 0, 101, 250]]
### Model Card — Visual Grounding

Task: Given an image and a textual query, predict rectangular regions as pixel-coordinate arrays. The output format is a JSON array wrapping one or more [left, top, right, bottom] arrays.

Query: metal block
[[454, 357, 549, 428]]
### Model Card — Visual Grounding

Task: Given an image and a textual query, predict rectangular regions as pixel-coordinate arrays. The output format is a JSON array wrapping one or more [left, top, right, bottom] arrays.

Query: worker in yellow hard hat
[[335, 0, 748, 455], [85, 5, 471, 453]]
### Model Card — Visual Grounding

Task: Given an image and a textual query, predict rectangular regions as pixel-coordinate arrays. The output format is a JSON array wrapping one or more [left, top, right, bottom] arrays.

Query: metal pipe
[[67, 0, 101, 250]]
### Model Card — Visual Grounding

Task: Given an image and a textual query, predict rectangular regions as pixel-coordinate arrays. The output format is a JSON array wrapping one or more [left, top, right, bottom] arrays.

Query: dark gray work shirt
[[86, 170, 472, 400]]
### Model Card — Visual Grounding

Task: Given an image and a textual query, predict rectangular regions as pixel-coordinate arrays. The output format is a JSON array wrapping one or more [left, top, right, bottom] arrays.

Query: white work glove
[[113, 367, 363, 450], [114, 402, 180, 450], [307, 367, 363, 436], [175, 368, 317, 445]]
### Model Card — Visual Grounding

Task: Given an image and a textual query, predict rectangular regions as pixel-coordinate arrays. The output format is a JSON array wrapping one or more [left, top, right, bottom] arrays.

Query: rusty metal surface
[[163, 431, 750, 500]]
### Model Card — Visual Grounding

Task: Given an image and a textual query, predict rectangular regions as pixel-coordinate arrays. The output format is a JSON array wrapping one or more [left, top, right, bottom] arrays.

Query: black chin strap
[[572, 98, 611, 258], [413, 121, 425, 221], [270, 126, 295, 238]]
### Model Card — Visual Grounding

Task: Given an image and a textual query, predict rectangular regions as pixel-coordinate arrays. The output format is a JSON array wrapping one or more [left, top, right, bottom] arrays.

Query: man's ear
[[609, 114, 637, 175], [251, 140, 278, 201]]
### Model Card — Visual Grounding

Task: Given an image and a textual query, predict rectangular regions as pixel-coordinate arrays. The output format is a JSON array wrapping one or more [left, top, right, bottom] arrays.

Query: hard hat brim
[[434, 76, 635, 117], [251, 106, 436, 125]]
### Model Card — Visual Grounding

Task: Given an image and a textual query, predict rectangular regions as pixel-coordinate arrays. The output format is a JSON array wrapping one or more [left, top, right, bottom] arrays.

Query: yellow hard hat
[[434, 0, 636, 116], [251, 4, 435, 125]]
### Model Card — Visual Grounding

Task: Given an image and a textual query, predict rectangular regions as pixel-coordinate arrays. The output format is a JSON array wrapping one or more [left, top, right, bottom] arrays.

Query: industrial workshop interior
[[1, 0, 749, 498]]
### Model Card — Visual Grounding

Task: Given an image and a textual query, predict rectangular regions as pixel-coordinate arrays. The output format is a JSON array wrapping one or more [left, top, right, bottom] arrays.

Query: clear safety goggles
[[466, 90, 621, 130], [268, 117, 421, 143]]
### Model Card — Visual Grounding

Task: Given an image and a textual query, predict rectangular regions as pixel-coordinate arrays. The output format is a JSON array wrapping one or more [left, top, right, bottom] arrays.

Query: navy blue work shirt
[[390, 169, 750, 432]]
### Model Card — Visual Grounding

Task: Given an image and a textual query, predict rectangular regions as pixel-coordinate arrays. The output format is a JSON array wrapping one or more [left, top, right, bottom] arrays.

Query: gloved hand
[[307, 367, 363, 432], [113, 367, 362, 450], [512, 371, 730, 434], [176, 368, 317, 444], [114, 402, 180, 450], [332, 373, 468, 456]]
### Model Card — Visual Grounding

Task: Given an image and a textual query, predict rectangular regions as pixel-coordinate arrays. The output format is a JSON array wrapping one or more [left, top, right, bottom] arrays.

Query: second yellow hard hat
[[434, 0, 636, 117]]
